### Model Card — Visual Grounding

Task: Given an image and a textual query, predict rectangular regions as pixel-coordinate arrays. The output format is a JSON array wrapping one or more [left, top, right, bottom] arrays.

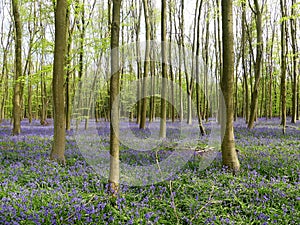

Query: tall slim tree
[[175, 0, 184, 122], [241, 0, 249, 122], [132, 0, 142, 124], [168, 0, 175, 123], [195, 0, 205, 135], [267, 18, 276, 119], [149, 0, 157, 122], [159, 0, 167, 138], [1, 21, 12, 123], [280, 0, 287, 133], [108, 0, 122, 195], [39, 21, 48, 126], [25, 2, 38, 124], [290, 0, 298, 123], [221, 0, 240, 172], [140, 0, 151, 129], [12, 0, 22, 135], [50, 0, 68, 164], [180, 0, 201, 125], [248, 0, 263, 129]]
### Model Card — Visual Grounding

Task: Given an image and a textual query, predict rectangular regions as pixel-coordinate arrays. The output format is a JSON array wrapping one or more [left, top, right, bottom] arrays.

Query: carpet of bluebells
[[0, 118, 299, 224]]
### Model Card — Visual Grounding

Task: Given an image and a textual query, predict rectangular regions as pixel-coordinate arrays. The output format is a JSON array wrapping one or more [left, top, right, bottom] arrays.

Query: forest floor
[[0, 118, 299, 224]]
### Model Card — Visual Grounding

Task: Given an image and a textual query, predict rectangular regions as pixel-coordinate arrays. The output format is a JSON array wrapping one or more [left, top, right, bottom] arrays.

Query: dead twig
[[190, 186, 222, 222]]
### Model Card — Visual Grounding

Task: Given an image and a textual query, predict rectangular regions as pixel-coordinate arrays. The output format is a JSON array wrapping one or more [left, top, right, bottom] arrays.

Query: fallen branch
[[190, 186, 222, 222]]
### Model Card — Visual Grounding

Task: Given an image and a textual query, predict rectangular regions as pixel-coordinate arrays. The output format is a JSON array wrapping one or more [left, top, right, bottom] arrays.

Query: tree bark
[[159, 0, 167, 138], [196, 0, 205, 135], [221, 0, 240, 173], [139, 0, 151, 129], [149, 2, 156, 122], [0, 22, 12, 122], [39, 23, 48, 126], [50, 0, 67, 165], [280, 0, 287, 134], [248, 0, 263, 129], [65, 8, 73, 131], [23, 3, 37, 123], [290, 0, 298, 123], [216, 0, 223, 123], [12, 0, 22, 135], [297, 76, 300, 120], [134, 0, 142, 124], [108, 0, 121, 195], [168, 1, 175, 123], [268, 22, 276, 119], [175, 7, 183, 122], [203, 5, 209, 122]]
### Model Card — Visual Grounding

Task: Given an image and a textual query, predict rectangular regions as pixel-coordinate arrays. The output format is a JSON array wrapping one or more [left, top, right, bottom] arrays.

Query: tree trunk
[[22, 5, 37, 123], [216, 0, 223, 123], [195, 0, 205, 135], [40, 66, 47, 125], [159, 0, 167, 138], [280, 0, 287, 134], [290, 0, 297, 123], [181, 0, 198, 125], [65, 21, 72, 131], [176, 0, 184, 122], [213, 0, 220, 121], [134, 1, 142, 124], [39, 25, 48, 125], [264, 69, 268, 118], [50, 0, 67, 165], [149, 58, 156, 122], [221, 0, 240, 173], [12, 0, 22, 135], [268, 31, 274, 119], [248, 0, 263, 129], [204, 5, 209, 122], [26, 40, 34, 124], [168, 0, 175, 123], [27, 69, 32, 124], [297, 75, 300, 120], [149, 0, 156, 123], [0, 23, 12, 123], [259, 63, 265, 118], [108, 0, 121, 195], [140, 0, 151, 129]]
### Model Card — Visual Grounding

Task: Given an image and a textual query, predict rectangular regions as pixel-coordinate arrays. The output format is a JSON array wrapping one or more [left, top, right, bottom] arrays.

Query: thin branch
[[190, 185, 222, 222], [248, 0, 256, 14]]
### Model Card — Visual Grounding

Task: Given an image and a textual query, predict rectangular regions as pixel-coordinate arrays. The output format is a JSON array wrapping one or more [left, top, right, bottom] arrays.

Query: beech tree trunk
[[140, 0, 151, 129], [134, 0, 142, 124], [221, 0, 240, 173], [0, 23, 12, 123], [280, 0, 287, 134], [168, 0, 175, 123], [39, 23, 48, 126], [195, 0, 205, 135], [181, 0, 196, 125], [149, 2, 156, 122], [248, 0, 263, 129], [65, 13, 73, 131], [108, 0, 121, 195], [50, 0, 67, 164], [12, 0, 22, 135], [290, 0, 298, 123], [268, 23, 276, 119], [175, 3, 183, 122], [159, 0, 167, 138]]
